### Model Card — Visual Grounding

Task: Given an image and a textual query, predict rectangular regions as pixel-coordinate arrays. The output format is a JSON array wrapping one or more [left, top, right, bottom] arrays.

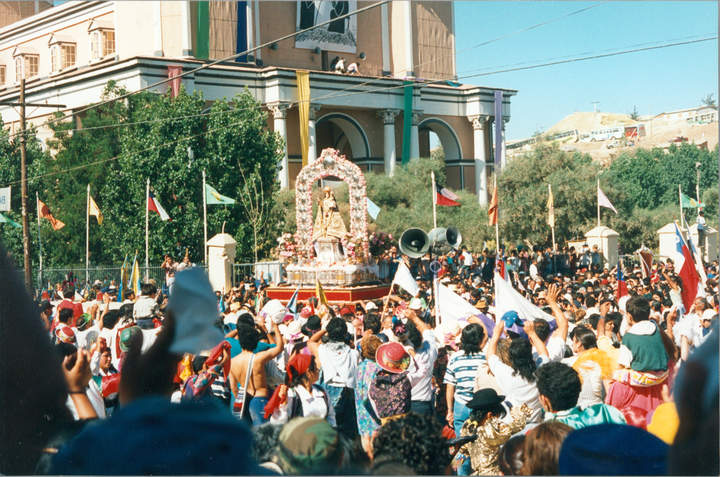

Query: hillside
[[509, 108, 718, 164]]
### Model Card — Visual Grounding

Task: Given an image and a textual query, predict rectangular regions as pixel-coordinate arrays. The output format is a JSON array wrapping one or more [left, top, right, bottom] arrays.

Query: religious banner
[[295, 1, 358, 53]]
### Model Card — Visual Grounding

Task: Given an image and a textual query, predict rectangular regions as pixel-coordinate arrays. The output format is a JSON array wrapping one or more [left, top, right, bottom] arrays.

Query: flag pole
[[597, 177, 601, 227], [549, 183, 556, 253], [678, 184, 684, 229], [202, 169, 208, 266], [145, 178, 150, 281], [36, 191, 42, 288], [86, 183, 90, 286], [431, 170, 437, 229]]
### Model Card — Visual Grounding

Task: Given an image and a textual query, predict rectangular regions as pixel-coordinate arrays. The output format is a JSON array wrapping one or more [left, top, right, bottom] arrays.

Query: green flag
[[205, 183, 236, 205], [680, 192, 704, 208], [0, 212, 20, 228]]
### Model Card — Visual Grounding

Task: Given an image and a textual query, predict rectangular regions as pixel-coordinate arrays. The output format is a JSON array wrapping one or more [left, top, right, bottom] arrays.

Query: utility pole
[[695, 162, 701, 204], [0, 82, 65, 292], [19, 79, 32, 291]]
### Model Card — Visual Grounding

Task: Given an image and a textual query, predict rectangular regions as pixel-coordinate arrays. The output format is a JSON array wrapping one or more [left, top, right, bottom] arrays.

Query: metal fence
[[35, 265, 173, 289], [232, 261, 284, 286]]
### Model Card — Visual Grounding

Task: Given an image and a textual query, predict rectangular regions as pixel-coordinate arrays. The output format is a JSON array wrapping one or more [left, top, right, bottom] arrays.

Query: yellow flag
[[296, 70, 310, 166], [547, 183, 555, 228], [88, 195, 103, 225], [315, 278, 328, 307]]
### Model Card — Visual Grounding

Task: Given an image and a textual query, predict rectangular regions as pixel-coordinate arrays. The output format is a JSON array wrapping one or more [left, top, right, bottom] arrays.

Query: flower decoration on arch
[[295, 148, 369, 260]]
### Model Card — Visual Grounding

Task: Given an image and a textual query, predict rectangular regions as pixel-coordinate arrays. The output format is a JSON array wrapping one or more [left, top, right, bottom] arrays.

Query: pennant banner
[[598, 186, 618, 214], [437, 283, 495, 332], [680, 192, 704, 209], [37, 198, 65, 231], [205, 183, 236, 205], [366, 197, 380, 220], [297, 70, 310, 166], [148, 192, 170, 221], [401, 81, 413, 165], [488, 185, 498, 226], [88, 195, 103, 225], [547, 184, 555, 228]]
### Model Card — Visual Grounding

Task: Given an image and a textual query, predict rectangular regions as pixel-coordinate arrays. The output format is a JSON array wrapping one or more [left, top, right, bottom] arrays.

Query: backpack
[[369, 370, 411, 419]]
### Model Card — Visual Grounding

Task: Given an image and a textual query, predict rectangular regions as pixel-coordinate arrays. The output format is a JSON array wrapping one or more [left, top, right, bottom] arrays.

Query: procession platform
[[266, 284, 391, 304]]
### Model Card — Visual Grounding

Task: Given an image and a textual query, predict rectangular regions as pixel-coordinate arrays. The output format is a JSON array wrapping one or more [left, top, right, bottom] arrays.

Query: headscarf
[[263, 354, 313, 419]]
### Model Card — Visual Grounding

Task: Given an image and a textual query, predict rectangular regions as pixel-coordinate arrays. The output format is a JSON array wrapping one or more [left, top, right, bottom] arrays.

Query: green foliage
[[498, 144, 602, 245], [1, 83, 283, 267]]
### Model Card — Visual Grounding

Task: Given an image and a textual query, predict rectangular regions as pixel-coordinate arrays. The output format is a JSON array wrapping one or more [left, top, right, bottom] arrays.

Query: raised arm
[[545, 284, 568, 342], [258, 322, 284, 363], [524, 321, 549, 360], [306, 328, 327, 360], [488, 320, 504, 358]]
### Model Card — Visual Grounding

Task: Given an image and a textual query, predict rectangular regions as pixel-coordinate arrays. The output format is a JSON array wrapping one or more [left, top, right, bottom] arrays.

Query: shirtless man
[[229, 321, 284, 425]]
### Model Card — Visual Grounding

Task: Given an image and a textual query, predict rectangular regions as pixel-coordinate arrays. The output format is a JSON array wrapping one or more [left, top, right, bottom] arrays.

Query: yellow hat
[[646, 402, 679, 445]]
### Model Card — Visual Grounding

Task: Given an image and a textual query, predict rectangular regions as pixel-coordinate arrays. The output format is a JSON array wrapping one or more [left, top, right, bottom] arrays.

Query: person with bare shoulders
[[229, 321, 284, 426]]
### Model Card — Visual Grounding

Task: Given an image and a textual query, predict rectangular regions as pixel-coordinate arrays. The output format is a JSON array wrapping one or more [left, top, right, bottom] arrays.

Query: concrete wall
[[414, 1, 454, 80], [0, 1, 53, 29]]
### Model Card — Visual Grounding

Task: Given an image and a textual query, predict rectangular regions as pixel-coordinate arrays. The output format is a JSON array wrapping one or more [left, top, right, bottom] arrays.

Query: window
[[89, 28, 115, 60], [0, 65, 5, 86], [50, 43, 76, 72], [14, 54, 38, 81]]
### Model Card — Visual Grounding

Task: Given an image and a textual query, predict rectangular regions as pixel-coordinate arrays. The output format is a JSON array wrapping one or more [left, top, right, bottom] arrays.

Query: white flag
[[437, 283, 482, 325], [393, 261, 419, 296], [597, 186, 618, 214], [494, 272, 554, 323], [0, 186, 10, 212], [366, 197, 381, 220]]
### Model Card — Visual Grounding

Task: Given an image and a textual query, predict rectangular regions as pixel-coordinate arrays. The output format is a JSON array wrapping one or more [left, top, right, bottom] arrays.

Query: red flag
[[148, 191, 171, 221], [37, 198, 65, 230], [488, 186, 498, 226], [436, 187, 460, 207], [616, 266, 628, 301]]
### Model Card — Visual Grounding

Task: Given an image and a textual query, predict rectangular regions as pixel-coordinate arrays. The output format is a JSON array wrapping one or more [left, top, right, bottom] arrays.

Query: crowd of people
[[0, 239, 718, 475]]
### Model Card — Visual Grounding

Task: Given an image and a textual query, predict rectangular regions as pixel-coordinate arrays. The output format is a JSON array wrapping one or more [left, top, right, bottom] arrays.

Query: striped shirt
[[443, 350, 486, 405]]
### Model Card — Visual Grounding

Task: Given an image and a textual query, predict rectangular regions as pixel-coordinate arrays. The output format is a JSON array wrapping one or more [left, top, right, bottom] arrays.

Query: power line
[[2, 33, 714, 187], [2, 0, 389, 141]]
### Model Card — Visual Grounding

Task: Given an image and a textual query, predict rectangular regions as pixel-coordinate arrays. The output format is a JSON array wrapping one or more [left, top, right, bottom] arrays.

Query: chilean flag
[[435, 187, 460, 207], [148, 191, 171, 221], [671, 223, 699, 311], [616, 264, 628, 301]]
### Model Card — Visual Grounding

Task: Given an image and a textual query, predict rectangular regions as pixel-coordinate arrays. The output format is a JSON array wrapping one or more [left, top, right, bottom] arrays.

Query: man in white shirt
[[403, 308, 438, 416]]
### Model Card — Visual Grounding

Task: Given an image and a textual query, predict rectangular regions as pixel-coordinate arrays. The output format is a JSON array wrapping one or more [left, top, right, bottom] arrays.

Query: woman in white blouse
[[266, 353, 336, 427]]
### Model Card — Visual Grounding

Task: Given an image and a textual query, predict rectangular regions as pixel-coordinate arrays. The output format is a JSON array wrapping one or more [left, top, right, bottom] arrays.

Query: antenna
[[591, 101, 600, 113]]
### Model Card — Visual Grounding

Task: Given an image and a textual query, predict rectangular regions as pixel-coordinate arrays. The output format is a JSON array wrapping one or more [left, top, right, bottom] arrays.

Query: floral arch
[[295, 148, 369, 259]]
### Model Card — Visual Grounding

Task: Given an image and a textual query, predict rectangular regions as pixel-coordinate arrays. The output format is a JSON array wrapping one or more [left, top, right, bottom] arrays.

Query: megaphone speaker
[[447, 226, 462, 249], [399, 228, 430, 258]]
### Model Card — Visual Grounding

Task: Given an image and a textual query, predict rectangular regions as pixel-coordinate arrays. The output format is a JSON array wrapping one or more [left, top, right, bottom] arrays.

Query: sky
[[453, 1, 718, 141]]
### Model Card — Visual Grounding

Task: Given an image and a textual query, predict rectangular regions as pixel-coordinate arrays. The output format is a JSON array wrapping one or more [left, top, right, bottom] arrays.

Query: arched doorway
[[418, 118, 466, 190], [315, 113, 371, 163]]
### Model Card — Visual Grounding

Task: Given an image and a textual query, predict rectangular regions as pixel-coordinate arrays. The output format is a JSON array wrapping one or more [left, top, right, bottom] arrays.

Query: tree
[[630, 105, 639, 121], [701, 93, 716, 108], [237, 167, 272, 264]]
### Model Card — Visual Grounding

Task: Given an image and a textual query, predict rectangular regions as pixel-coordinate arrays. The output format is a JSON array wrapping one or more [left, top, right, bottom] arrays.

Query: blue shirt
[[227, 338, 275, 358]]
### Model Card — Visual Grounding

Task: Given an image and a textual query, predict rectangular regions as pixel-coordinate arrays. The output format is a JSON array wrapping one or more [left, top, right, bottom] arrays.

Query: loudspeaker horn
[[447, 226, 462, 249], [428, 226, 463, 253], [399, 228, 430, 258]]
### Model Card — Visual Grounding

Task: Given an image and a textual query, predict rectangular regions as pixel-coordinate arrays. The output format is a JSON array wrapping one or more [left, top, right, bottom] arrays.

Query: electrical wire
[[1, 0, 389, 141], [1, 33, 715, 186]]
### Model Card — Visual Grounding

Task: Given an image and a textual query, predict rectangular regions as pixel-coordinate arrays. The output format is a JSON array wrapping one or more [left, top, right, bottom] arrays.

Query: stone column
[[410, 111, 422, 160], [501, 117, 509, 169], [180, 1, 192, 56], [152, 2, 163, 56], [469, 115, 489, 206], [270, 102, 290, 188], [378, 109, 400, 176], [308, 104, 322, 162]]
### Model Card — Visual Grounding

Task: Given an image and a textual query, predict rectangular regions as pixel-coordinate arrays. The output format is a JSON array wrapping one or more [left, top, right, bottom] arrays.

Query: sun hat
[[375, 342, 411, 374], [467, 388, 505, 410], [284, 320, 304, 342]]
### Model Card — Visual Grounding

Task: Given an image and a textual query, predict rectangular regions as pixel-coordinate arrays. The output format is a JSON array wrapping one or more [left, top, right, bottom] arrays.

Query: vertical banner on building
[[236, 1, 248, 62], [196, 1, 210, 59], [296, 70, 310, 166], [494, 90, 503, 170], [401, 81, 413, 165], [0, 186, 10, 212]]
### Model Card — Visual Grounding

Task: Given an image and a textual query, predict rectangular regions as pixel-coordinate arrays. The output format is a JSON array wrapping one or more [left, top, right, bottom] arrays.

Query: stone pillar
[[308, 104, 322, 163], [469, 115, 489, 206], [378, 109, 400, 176], [207, 233, 237, 293], [410, 111, 422, 160], [270, 102, 290, 188], [501, 117, 509, 169]]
